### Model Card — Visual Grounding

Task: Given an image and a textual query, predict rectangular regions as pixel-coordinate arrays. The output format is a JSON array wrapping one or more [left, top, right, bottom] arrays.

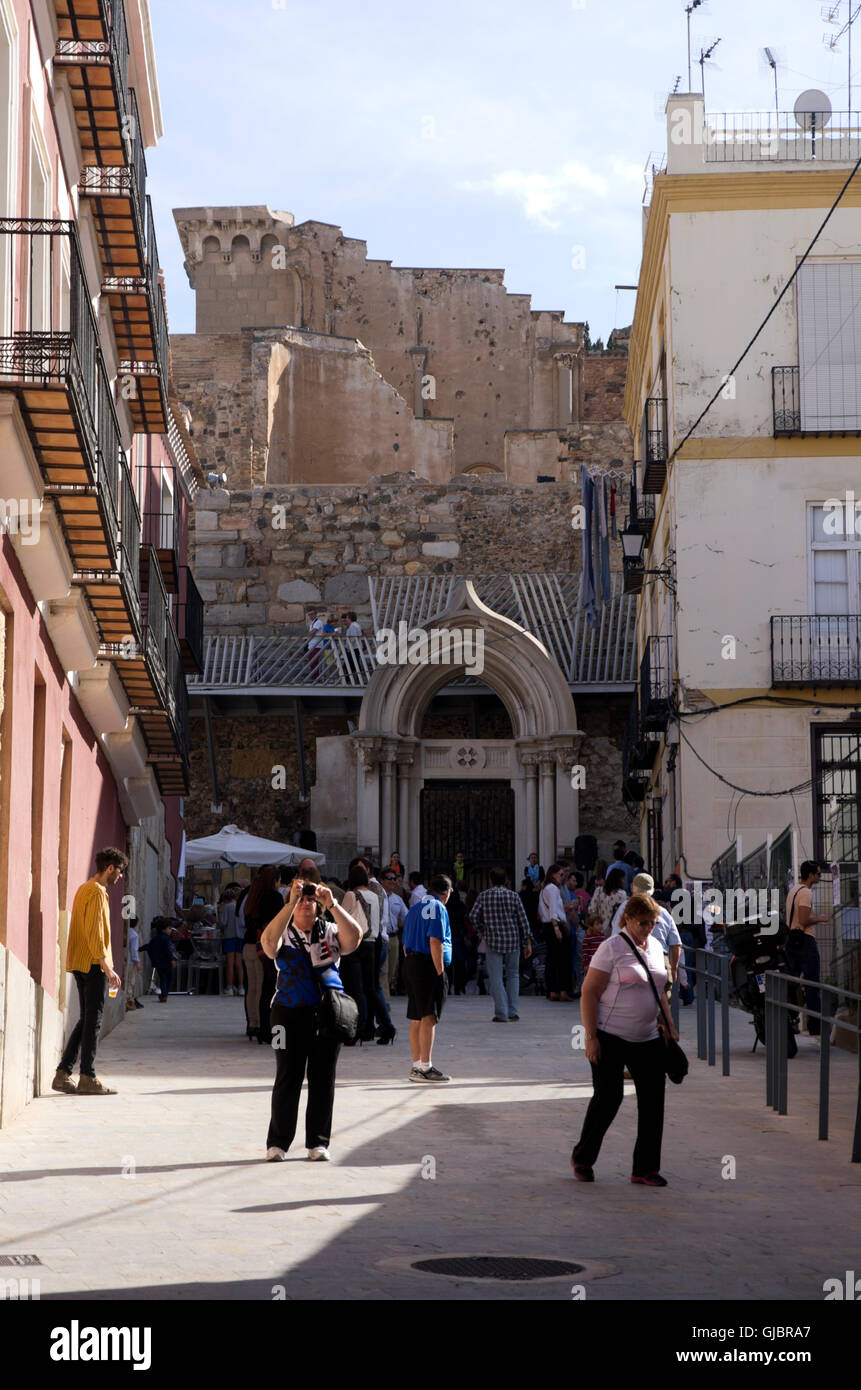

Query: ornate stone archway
[[352, 580, 583, 872]]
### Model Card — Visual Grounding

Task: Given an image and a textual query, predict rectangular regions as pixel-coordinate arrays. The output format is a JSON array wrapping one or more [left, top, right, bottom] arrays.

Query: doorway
[[420, 780, 515, 893]]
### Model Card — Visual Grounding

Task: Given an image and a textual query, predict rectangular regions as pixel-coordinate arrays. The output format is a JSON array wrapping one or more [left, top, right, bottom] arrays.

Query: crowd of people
[[52, 839, 696, 1183]]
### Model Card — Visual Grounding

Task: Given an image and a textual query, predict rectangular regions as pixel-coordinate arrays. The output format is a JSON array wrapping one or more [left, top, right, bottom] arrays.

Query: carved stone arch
[[354, 580, 583, 870]]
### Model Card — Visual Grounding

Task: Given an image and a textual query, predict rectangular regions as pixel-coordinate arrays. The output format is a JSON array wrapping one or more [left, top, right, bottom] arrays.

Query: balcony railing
[[177, 567, 204, 674], [141, 546, 168, 706], [642, 397, 668, 494], [118, 456, 141, 643], [772, 365, 861, 437], [640, 635, 673, 730], [54, 0, 129, 168], [772, 615, 861, 685], [0, 219, 122, 582], [79, 85, 147, 273], [621, 694, 657, 803], [703, 111, 861, 164], [140, 481, 180, 592]]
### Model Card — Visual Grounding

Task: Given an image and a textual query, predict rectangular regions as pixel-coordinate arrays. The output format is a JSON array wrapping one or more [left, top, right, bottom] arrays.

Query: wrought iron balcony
[[771, 615, 861, 685], [142, 616, 190, 797], [53, 0, 129, 169], [140, 477, 180, 593], [772, 365, 861, 437], [622, 692, 660, 776], [0, 219, 124, 621], [103, 196, 168, 433], [640, 635, 673, 730], [79, 85, 147, 286], [177, 567, 204, 674], [92, 454, 140, 653], [114, 545, 168, 712], [642, 397, 668, 494]]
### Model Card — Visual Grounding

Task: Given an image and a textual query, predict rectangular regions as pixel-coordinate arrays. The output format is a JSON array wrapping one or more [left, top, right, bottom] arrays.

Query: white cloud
[[458, 161, 611, 229]]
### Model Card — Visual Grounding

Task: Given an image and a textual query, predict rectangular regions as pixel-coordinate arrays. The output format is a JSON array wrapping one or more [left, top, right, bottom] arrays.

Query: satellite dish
[[794, 89, 832, 130]]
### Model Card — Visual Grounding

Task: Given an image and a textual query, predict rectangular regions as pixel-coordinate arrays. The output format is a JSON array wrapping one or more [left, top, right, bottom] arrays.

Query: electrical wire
[[669, 146, 861, 463]]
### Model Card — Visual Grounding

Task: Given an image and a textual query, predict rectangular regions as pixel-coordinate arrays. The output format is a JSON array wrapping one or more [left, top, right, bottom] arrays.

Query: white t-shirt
[[588, 933, 667, 1043], [409, 884, 426, 907], [346, 621, 363, 640], [307, 618, 324, 651], [538, 882, 566, 924]]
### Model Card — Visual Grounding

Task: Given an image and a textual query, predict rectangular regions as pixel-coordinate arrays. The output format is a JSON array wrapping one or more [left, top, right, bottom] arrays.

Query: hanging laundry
[[597, 475, 612, 601], [580, 464, 599, 630], [610, 483, 617, 539]]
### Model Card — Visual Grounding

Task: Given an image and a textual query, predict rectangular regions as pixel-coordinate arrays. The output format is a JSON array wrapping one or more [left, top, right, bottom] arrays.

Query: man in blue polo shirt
[[402, 874, 453, 1083]]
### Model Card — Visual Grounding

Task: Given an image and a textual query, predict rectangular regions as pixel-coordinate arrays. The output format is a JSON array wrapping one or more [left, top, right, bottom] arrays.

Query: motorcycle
[[724, 917, 799, 1058]]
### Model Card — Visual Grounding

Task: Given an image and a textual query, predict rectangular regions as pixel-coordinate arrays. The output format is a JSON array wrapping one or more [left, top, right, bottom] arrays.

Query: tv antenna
[[762, 47, 779, 113], [794, 88, 833, 157], [685, 0, 705, 91], [699, 37, 722, 104], [823, 1, 861, 116], [672, 75, 682, 95]]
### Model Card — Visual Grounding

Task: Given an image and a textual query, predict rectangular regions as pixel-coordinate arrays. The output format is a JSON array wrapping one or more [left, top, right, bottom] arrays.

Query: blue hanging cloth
[[580, 465, 599, 630]]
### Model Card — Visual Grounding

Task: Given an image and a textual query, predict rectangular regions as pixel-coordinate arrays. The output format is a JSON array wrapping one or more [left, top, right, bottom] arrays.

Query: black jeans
[[785, 932, 822, 1035], [267, 1003, 342, 1151], [359, 939, 392, 1039], [59, 966, 106, 1078], [545, 928, 573, 996], [573, 1028, 667, 1177]]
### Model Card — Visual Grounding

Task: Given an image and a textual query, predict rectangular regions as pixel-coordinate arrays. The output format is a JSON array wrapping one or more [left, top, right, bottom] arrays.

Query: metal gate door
[[420, 781, 515, 892]]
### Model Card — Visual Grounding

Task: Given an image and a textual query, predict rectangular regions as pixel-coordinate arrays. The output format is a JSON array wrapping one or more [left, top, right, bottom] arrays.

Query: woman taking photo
[[571, 892, 680, 1187], [260, 878, 363, 1161]]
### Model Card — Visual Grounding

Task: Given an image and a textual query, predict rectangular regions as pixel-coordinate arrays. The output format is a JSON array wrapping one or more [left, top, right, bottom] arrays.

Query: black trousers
[[59, 965, 106, 1078], [573, 1028, 666, 1177], [545, 929, 573, 995], [259, 957, 277, 1042], [358, 939, 391, 1039], [267, 1003, 342, 1152]]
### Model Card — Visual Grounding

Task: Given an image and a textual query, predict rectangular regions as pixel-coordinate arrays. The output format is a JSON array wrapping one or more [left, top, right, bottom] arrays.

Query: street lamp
[[620, 523, 677, 594]]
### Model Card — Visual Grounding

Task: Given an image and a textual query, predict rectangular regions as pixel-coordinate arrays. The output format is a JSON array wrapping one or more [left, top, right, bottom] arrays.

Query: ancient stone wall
[[190, 472, 625, 636], [174, 207, 629, 484]]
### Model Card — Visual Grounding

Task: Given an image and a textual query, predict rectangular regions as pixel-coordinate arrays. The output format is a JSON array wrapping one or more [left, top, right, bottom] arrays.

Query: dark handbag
[[288, 924, 359, 1042], [620, 932, 688, 1085]]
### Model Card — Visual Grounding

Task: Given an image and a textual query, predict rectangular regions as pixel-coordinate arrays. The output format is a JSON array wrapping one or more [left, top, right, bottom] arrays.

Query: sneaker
[[51, 1069, 76, 1094], [266, 1147, 287, 1162], [508, 1014, 520, 1021], [631, 1172, 668, 1187], [408, 1066, 426, 1082], [423, 1066, 451, 1082], [307, 1147, 330, 1161], [492, 1015, 508, 1022], [223, 986, 234, 997], [76, 1075, 116, 1095], [571, 1160, 595, 1182]]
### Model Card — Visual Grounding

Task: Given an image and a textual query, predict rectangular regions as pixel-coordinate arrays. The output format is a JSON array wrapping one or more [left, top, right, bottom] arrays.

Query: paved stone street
[[1, 991, 859, 1301]]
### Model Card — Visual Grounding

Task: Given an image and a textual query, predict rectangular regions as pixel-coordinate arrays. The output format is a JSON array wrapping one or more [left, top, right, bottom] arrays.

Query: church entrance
[[420, 780, 515, 893]]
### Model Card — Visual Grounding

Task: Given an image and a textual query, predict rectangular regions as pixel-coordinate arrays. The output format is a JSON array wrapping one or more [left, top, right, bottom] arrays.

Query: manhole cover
[[0, 1256, 41, 1267], [411, 1256, 583, 1282]]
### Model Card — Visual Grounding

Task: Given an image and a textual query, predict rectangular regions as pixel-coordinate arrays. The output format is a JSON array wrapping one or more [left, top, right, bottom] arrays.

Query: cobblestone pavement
[[0, 989, 859, 1301]]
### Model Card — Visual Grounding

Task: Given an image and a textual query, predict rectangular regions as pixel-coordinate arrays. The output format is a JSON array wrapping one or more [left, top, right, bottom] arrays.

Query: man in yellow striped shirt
[[53, 846, 127, 1096]]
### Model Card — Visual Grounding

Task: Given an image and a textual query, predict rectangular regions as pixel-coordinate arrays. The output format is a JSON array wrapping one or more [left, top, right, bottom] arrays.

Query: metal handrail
[[764, 971, 861, 1161], [771, 614, 861, 684], [119, 456, 141, 640], [703, 110, 861, 163]]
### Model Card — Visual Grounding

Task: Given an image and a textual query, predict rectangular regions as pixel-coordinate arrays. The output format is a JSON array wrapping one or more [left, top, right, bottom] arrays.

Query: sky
[[148, 0, 858, 341]]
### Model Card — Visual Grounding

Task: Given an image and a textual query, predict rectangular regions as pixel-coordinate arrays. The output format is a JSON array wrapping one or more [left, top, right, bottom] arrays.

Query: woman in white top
[[571, 893, 680, 1187], [538, 863, 574, 1002]]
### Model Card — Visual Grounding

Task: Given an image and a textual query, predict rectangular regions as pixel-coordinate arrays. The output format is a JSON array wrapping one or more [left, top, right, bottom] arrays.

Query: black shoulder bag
[[287, 921, 359, 1043], [620, 932, 689, 1085]]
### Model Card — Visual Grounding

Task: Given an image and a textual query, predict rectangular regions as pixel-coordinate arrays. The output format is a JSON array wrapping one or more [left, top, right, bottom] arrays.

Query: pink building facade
[[0, 0, 202, 1124]]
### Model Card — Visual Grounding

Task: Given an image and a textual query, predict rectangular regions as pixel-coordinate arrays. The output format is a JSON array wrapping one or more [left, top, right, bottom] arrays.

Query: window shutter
[[798, 262, 861, 431]]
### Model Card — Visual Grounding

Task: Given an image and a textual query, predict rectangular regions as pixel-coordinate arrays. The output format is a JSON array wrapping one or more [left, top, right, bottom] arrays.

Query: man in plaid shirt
[[471, 867, 533, 1022]]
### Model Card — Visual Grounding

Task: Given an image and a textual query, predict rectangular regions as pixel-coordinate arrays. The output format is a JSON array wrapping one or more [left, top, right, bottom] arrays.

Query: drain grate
[[411, 1256, 583, 1282], [0, 1256, 41, 1267]]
